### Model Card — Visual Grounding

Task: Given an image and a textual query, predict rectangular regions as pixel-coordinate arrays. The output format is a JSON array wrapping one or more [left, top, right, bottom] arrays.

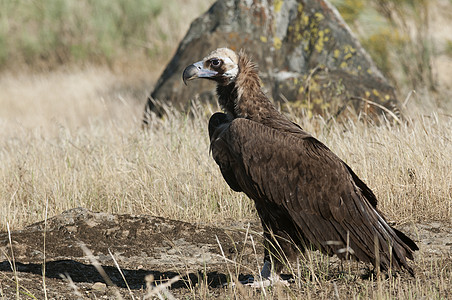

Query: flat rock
[[0, 207, 260, 290]]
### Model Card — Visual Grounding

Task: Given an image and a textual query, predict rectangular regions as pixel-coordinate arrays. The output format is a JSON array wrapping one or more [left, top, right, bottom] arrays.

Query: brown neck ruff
[[217, 51, 279, 122]]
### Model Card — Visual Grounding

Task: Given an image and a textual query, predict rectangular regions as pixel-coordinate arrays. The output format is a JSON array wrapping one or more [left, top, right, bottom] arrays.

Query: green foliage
[[0, 34, 7, 66], [0, 0, 165, 69], [361, 29, 406, 77], [333, 0, 437, 96], [330, 0, 365, 24], [445, 40, 452, 57]]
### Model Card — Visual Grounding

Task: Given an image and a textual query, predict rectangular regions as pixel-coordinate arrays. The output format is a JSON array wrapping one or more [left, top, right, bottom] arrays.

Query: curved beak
[[182, 61, 218, 85]]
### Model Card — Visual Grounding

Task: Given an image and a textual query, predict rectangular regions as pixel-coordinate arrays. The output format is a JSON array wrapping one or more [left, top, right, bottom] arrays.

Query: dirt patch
[[0, 208, 450, 299], [0, 208, 263, 298]]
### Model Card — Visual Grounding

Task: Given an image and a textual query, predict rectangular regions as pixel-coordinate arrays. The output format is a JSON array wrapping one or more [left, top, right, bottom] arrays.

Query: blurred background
[[0, 0, 451, 105]]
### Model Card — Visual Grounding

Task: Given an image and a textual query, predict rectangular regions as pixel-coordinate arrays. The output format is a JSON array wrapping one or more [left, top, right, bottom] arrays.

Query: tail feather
[[390, 225, 418, 276], [393, 227, 419, 253], [375, 212, 418, 275]]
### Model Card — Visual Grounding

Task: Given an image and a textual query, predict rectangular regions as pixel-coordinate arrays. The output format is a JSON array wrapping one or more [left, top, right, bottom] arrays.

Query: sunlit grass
[[0, 68, 450, 231]]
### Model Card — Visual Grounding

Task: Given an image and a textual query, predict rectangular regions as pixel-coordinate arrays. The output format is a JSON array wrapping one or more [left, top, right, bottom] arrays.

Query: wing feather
[[210, 117, 415, 272]]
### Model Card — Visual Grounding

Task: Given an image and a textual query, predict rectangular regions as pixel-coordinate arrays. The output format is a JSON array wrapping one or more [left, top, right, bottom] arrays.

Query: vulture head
[[183, 48, 239, 86]]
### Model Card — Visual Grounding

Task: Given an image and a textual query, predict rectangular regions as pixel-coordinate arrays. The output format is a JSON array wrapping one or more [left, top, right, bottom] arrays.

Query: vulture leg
[[256, 202, 307, 274], [235, 261, 290, 288], [241, 261, 290, 287]]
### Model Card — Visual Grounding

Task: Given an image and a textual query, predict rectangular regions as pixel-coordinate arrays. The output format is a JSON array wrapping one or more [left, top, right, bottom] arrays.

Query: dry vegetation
[[1, 66, 451, 230], [0, 0, 451, 299], [1, 68, 451, 299]]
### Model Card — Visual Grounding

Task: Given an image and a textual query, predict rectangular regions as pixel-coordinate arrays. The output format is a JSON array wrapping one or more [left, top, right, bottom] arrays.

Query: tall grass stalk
[[1, 73, 451, 231], [0, 67, 450, 298]]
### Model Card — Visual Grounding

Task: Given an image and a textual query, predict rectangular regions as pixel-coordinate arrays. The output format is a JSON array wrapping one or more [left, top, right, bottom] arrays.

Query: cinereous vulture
[[182, 48, 418, 281]]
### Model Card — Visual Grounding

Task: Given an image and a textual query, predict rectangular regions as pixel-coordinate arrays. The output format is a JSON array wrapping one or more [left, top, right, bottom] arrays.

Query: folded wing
[[209, 114, 417, 274]]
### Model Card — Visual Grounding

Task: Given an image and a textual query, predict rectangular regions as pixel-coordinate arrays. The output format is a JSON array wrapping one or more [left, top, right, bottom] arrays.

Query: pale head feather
[[203, 48, 239, 81]]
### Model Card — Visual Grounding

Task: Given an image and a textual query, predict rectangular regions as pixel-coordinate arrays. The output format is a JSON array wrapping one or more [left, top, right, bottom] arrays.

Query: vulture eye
[[210, 59, 221, 67]]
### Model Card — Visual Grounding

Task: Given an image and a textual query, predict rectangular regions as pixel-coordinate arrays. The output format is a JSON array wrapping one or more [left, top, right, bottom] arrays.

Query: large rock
[[144, 0, 399, 122]]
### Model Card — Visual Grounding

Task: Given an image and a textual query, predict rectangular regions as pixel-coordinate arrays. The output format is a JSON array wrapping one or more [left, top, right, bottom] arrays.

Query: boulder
[[144, 0, 399, 123]]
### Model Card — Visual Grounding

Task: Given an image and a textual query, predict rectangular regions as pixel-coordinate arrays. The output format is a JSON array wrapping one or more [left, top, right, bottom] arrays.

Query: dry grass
[[0, 64, 451, 300], [0, 68, 451, 232], [0, 69, 254, 230]]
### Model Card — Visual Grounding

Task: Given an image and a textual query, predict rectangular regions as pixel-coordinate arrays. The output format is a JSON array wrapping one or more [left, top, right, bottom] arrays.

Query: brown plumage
[[183, 48, 418, 276]]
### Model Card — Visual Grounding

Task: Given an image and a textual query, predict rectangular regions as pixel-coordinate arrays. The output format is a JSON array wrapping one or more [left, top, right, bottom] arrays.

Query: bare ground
[[0, 208, 451, 299]]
